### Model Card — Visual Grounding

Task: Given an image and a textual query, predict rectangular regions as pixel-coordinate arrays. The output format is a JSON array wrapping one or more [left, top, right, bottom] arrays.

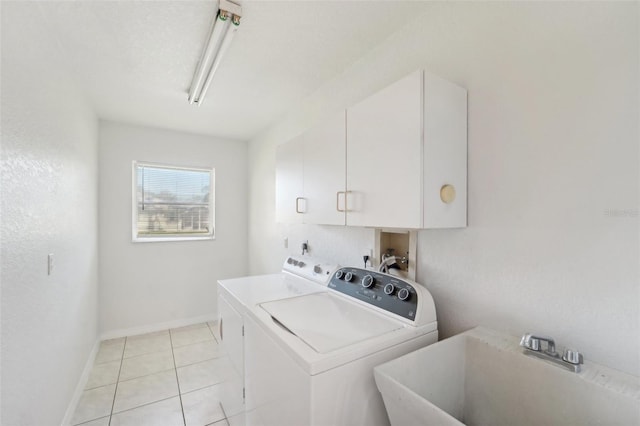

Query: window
[[132, 161, 214, 242]]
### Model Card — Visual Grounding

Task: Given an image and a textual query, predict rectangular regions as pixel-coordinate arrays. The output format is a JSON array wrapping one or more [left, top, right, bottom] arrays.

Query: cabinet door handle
[[295, 197, 305, 214], [336, 191, 345, 212]]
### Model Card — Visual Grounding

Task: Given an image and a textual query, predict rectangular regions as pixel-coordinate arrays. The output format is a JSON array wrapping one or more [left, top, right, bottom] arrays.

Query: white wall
[[248, 2, 639, 376], [1, 3, 99, 424], [99, 121, 248, 336]]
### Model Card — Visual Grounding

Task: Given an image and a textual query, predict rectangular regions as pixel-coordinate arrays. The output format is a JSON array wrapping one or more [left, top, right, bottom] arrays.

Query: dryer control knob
[[383, 283, 395, 295], [335, 270, 344, 280], [397, 288, 410, 301], [361, 275, 374, 288], [298, 262, 305, 268], [344, 272, 354, 282]]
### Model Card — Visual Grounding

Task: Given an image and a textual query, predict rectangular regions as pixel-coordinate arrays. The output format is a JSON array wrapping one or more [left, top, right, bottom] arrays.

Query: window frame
[[131, 161, 215, 243]]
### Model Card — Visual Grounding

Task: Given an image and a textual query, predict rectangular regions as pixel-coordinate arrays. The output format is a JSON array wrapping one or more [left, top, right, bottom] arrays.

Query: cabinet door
[[219, 294, 245, 417], [346, 71, 423, 228], [303, 112, 346, 225], [423, 72, 468, 228], [275, 138, 304, 224]]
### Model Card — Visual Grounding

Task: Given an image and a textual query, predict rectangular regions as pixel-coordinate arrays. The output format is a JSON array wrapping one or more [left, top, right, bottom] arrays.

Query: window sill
[[132, 235, 215, 243]]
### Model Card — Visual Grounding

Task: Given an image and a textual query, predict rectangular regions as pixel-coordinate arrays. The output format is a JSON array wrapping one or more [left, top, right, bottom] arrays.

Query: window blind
[[134, 162, 214, 240]]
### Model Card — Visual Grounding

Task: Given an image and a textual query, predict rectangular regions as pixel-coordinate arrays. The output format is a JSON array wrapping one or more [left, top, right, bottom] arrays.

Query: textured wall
[[248, 2, 639, 376], [1, 3, 99, 424], [99, 121, 248, 335]]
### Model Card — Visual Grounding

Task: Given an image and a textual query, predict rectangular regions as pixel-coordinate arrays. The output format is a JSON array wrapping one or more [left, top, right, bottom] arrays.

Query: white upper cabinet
[[346, 71, 423, 228], [422, 71, 467, 228], [275, 137, 304, 224], [303, 112, 346, 225], [346, 70, 467, 229], [275, 112, 347, 225], [276, 69, 467, 229]]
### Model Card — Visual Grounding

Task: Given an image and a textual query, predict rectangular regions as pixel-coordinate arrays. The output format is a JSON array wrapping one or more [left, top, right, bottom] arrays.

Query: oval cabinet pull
[[440, 184, 456, 204]]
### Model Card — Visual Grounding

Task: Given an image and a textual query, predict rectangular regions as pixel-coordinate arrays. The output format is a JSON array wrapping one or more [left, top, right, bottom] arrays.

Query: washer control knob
[[335, 270, 344, 280], [397, 288, 410, 301], [287, 257, 294, 264], [383, 283, 395, 295], [361, 275, 374, 288], [313, 265, 322, 274], [344, 272, 354, 282], [298, 261, 305, 268]]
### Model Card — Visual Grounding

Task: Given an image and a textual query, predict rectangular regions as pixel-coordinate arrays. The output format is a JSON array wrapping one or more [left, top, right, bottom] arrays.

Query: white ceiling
[[29, 1, 430, 141]]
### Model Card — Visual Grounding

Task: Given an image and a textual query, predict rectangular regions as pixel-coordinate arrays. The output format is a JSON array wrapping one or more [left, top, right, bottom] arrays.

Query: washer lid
[[259, 292, 403, 354]]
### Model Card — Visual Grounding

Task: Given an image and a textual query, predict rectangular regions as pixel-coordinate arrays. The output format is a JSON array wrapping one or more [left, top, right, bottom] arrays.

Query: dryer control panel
[[283, 256, 339, 285], [328, 268, 419, 322]]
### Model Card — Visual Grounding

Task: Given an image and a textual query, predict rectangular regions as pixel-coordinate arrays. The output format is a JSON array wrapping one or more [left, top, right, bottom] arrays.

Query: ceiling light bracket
[[220, 0, 242, 18]]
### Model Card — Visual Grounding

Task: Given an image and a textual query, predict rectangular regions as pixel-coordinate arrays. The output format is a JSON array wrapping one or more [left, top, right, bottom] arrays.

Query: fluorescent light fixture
[[188, 0, 242, 105]]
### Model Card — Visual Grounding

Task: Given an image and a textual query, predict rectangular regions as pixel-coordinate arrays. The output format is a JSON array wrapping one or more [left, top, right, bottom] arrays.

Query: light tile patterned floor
[[72, 322, 229, 426]]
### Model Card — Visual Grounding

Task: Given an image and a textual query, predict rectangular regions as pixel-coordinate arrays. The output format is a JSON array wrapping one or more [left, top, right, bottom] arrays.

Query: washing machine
[[243, 266, 438, 426], [216, 256, 339, 424]]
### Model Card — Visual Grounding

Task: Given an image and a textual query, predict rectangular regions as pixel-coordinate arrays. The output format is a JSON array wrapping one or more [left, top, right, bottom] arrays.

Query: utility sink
[[374, 327, 640, 426]]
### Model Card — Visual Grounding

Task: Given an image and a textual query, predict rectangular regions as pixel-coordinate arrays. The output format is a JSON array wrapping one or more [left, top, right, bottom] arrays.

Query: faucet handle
[[562, 349, 584, 365], [520, 333, 540, 351]]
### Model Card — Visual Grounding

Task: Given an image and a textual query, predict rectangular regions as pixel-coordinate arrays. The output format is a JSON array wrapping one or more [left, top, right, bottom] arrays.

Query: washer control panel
[[328, 268, 419, 321]]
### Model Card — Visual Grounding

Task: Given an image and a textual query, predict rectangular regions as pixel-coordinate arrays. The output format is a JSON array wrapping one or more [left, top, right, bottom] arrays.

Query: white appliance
[[216, 256, 339, 423], [220, 259, 438, 426]]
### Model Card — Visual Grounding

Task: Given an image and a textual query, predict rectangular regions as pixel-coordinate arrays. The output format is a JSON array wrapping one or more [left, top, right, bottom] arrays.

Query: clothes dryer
[[216, 256, 339, 423]]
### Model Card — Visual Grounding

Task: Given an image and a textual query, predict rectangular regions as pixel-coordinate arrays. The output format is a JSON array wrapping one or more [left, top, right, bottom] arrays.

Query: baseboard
[[60, 339, 100, 426], [99, 313, 217, 341]]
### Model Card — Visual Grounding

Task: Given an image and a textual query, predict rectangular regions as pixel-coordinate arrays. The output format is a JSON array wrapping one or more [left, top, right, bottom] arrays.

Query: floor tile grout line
[[120, 345, 173, 360], [179, 381, 226, 397], [172, 327, 217, 347], [172, 338, 216, 350], [217, 396, 229, 425], [117, 366, 177, 384], [175, 355, 220, 370], [169, 328, 187, 426], [107, 336, 127, 426], [209, 321, 221, 344], [75, 415, 110, 426], [109, 394, 180, 417], [84, 381, 119, 392], [174, 336, 217, 348]]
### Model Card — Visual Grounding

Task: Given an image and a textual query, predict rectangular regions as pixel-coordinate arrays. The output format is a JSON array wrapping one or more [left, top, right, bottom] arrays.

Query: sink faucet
[[520, 332, 583, 373], [520, 333, 556, 355]]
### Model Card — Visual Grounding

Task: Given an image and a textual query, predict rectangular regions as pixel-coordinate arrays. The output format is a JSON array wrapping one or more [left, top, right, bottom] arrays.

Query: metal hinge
[[243, 387, 245, 400], [242, 325, 245, 337]]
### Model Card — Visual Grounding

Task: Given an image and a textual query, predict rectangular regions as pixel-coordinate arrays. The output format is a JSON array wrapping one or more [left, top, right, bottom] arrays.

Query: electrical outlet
[[48, 253, 54, 275]]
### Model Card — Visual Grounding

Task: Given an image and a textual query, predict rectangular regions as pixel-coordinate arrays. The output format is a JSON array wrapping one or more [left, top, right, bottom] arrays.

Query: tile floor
[[72, 322, 232, 426]]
